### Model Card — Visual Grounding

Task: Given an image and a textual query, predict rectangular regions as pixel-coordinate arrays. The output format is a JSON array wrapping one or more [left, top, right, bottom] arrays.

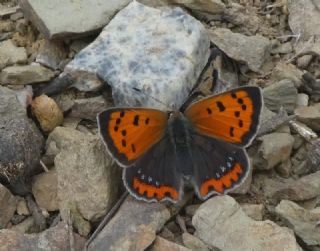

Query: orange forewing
[[184, 87, 262, 147], [97, 108, 168, 166]]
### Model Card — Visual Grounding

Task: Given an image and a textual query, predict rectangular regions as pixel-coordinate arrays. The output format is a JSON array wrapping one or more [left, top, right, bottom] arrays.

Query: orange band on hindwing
[[133, 177, 179, 201], [200, 163, 243, 196]]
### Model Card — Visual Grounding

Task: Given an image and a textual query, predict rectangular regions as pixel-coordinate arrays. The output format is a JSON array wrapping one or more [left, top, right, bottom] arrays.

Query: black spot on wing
[[133, 115, 139, 126], [216, 101, 225, 112]]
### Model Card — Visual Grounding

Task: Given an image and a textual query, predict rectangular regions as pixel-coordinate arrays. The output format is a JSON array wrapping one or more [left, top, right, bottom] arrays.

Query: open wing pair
[[97, 86, 262, 202]]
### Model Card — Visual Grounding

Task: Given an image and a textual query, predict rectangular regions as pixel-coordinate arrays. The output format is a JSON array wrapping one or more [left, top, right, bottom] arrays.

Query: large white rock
[[193, 195, 302, 251], [66, 1, 210, 109]]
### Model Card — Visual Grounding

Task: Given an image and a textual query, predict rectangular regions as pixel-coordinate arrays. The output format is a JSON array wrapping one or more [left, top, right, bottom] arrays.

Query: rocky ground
[[0, 0, 320, 250]]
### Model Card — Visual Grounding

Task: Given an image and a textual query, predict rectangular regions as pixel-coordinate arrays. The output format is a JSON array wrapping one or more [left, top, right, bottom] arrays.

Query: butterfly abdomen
[[168, 112, 194, 176]]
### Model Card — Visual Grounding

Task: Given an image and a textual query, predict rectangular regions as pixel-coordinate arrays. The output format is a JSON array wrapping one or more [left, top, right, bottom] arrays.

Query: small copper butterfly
[[97, 86, 262, 202]]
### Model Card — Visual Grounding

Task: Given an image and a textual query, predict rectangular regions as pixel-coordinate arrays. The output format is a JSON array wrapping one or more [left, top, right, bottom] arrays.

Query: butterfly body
[[98, 86, 262, 203], [166, 111, 194, 176]]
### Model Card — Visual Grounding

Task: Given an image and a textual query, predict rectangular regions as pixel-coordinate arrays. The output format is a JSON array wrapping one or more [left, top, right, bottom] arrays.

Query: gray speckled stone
[[66, 1, 210, 109]]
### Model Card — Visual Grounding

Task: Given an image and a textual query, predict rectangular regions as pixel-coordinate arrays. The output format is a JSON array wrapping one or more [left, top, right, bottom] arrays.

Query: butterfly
[[97, 86, 262, 203]]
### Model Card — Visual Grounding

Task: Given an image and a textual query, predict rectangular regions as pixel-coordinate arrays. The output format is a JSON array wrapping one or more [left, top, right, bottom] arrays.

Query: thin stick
[[84, 192, 129, 250], [40, 160, 49, 172]]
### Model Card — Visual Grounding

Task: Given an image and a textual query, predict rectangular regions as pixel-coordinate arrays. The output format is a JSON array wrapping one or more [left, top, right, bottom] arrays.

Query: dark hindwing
[[123, 136, 183, 203], [190, 134, 250, 200]]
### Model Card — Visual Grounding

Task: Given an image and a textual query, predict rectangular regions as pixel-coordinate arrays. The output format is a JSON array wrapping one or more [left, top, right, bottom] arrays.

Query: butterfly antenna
[[132, 87, 172, 110]]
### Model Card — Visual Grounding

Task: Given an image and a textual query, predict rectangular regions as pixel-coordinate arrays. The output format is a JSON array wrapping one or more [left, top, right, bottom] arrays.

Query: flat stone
[[32, 169, 58, 212], [35, 39, 68, 70], [307, 139, 320, 172], [0, 40, 27, 69], [88, 196, 171, 251], [11, 217, 36, 234], [288, 0, 320, 40], [253, 133, 294, 170], [182, 232, 210, 251], [69, 96, 110, 120], [0, 184, 17, 228], [254, 171, 320, 202], [138, 0, 225, 14], [16, 198, 29, 216], [19, 0, 131, 39], [263, 79, 298, 113], [275, 200, 320, 246], [241, 203, 265, 221], [296, 93, 309, 108], [66, 1, 210, 108], [47, 127, 121, 222], [151, 236, 191, 251], [297, 55, 313, 69], [294, 103, 320, 131], [270, 62, 303, 88], [0, 20, 14, 33], [0, 5, 19, 18], [193, 195, 302, 251], [271, 42, 293, 54], [10, 12, 24, 21], [0, 222, 86, 251], [31, 95, 64, 133], [223, 3, 278, 37], [0, 64, 55, 85], [208, 28, 271, 72], [0, 86, 44, 195]]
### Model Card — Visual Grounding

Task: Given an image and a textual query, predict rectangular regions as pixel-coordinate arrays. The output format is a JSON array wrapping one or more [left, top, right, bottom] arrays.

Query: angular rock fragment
[[66, 1, 210, 108], [223, 2, 278, 36], [0, 222, 86, 251], [255, 171, 320, 202], [263, 79, 298, 113], [294, 103, 320, 131], [193, 195, 302, 251], [270, 62, 303, 88], [253, 133, 294, 170], [208, 28, 271, 72], [151, 236, 191, 251], [47, 127, 120, 222], [0, 64, 55, 85], [275, 200, 320, 246], [35, 39, 68, 70], [69, 96, 110, 120], [139, 0, 225, 14], [288, 0, 320, 39], [0, 40, 27, 69], [0, 5, 19, 18], [19, 0, 131, 39], [182, 232, 210, 251], [88, 196, 171, 251], [0, 184, 17, 228], [32, 169, 58, 212], [241, 203, 265, 221], [307, 139, 320, 172]]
